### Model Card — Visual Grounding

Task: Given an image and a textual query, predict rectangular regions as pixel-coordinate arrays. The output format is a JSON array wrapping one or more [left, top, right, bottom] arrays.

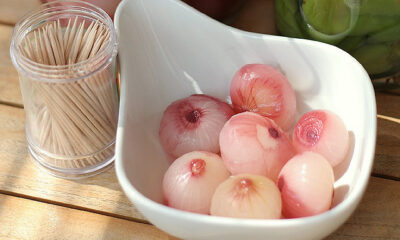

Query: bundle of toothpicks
[[20, 17, 117, 169]]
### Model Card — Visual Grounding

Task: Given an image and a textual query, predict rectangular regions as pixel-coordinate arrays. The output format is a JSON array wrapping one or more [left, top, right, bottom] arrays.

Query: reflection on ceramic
[[114, 0, 376, 239]]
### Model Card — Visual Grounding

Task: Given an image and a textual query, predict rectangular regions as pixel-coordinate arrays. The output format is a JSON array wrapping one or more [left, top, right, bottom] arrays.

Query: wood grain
[[375, 118, 400, 179], [0, 1, 399, 239], [0, 0, 41, 25], [0, 104, 145, 221], [376, 92, 400, 119], [0, 25, 22, 106], [0, 193, 177, 240], [0, 177, 397, 240], [375, 93, 400, 179], [0, 93, 398, 187], [327, 177, 400, 240], [0, 102, 398, 239]]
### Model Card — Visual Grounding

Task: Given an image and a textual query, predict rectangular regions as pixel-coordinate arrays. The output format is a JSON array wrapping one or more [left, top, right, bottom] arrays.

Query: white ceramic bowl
[[114, 0, 377, 239]]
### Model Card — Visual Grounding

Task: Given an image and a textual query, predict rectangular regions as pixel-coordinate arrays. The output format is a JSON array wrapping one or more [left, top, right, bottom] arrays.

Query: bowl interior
[[115, 0, 376, 236]]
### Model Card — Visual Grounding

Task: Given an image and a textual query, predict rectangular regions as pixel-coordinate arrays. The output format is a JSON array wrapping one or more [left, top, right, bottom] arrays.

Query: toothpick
[[47, 24, 63, 65], [20, 17, 116, 169], [34, 31, 43, 64], [65, 17, 78, 56], [68, 20, 85, 63], [42, 27, 56, 65]]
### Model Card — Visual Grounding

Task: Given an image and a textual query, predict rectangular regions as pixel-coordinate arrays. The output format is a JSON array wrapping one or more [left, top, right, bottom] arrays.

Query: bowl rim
[[114, 0, 377, 228]]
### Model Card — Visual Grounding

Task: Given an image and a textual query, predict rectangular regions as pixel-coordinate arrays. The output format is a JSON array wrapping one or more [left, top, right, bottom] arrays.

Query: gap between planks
[[0, 188, 150, 225], [0, 20, 15, 27], [371, 173, 400, 182], [0, 100, 23, 109], [0, 192, 178, 240]]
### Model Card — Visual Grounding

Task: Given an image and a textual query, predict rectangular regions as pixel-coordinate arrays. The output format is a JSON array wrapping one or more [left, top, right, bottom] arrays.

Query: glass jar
[[275, 0, 400, 81], [10, 0, 119, 178]]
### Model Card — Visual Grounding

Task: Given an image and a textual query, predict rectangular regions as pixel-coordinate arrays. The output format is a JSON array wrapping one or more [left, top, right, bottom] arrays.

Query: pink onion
[[159, 94, 234, 160], [210, 173, 282, 219], [292, 110, 349, 167], [278, 152, 334, 218], [162, 151, 230, 214], [230, 64, 297, 130], [219, 112, 296, 182]]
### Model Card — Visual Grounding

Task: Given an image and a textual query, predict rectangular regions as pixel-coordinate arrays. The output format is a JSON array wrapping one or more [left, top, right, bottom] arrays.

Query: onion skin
[[278, 152, 334, 218], [210, 173, 282, 219], [219, 112, 296, 182], [292, 110, 349, 167], [159, 94, 234, 160], [162, 151, 231, 214], [230, 64, 297, 130]]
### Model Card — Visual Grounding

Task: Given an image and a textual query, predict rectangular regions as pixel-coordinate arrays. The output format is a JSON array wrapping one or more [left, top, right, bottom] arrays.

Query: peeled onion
[[230, 64, 297, 130], [162, 151, 231, 214], [219, 112, 296, 182], [292, 110, 349, 167], [159, 94, 234, 160], [210, 173, 282, 219], [278, 151, 334, 218]]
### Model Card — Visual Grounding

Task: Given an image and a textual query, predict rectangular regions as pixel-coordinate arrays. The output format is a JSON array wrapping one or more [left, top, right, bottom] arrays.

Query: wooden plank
[[2, 178, 396, 240], [375, 118, 400, 179], [375, 93, 400, 179], [0, 193, 177, 240], [0, 103, 398, 238], [0, 98, 398, 220], [0, 0, 41, 25], [0, 24, 22, 106], [376, 92, 400, 117], [327, 177, 400, 240], [0, 104, 145, 221]]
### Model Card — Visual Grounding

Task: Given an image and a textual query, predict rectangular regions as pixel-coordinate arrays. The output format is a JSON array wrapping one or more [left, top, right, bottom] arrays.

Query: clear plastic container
[[10, 0, 119, 179]]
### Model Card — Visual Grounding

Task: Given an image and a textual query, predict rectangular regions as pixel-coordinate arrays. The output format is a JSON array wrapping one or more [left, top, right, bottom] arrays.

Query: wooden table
[[0, 0, 398, 239]]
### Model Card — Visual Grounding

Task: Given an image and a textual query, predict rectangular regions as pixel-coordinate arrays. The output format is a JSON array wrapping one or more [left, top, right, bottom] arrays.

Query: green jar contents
[[275, 0, 400, 79]]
